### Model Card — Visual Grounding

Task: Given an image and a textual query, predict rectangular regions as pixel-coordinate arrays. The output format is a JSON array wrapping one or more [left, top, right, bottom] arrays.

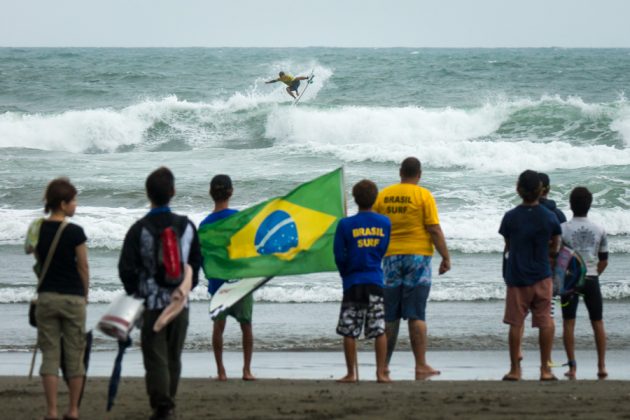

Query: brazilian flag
[[199, 168, 346, 279]]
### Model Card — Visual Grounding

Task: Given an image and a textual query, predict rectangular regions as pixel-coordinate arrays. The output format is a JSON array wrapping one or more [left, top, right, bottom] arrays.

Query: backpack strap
[[139, 216, 159, 236], [37, 220, 68, 290], [172, 215, 189, 236], [140, 214, 189, 236]]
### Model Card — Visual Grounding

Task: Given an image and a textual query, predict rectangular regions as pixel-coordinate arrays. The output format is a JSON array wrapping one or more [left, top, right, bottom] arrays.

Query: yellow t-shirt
[[374, 183, 440, 256], [279, 74, 295, 86]]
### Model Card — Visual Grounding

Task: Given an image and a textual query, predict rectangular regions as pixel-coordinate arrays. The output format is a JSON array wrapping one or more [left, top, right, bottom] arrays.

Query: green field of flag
[[199, 168, 346, 279]]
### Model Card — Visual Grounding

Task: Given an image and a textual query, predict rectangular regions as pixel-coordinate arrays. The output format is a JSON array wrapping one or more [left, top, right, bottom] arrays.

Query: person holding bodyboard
[[199, 175, 256, 382], [559, 187, 609, 380]]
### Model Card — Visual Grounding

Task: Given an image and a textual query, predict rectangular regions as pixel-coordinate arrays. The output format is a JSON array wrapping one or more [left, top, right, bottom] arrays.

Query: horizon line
[[2, 45, 630, 49]]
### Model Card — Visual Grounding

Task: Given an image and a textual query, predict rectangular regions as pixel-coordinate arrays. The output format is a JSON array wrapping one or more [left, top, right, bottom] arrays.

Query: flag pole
[[340, 166, 348, 217], [354, 343, 359, 383]]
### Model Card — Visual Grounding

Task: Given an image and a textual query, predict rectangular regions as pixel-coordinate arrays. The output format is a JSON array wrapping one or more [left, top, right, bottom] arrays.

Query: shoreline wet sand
[[2, 376, 630, 419]]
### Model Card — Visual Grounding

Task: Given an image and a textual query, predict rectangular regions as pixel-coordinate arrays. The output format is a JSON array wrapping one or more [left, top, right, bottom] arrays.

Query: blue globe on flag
[[254, 210, 298, 255]]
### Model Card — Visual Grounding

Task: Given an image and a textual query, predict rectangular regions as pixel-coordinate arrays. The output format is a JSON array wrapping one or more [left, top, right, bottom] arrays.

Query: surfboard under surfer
[[266, 71, 310, 99]]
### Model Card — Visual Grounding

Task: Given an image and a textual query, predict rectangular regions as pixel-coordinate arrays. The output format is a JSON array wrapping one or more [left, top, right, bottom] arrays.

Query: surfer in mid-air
[[266, 71, 310, 99]]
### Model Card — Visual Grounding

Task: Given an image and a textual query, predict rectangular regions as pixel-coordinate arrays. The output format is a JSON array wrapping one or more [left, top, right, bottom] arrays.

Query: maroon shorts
[[503, 277, 553, 328]]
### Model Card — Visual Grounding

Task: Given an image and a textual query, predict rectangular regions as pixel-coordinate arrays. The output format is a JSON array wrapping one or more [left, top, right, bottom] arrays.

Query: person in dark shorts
[[499, 169, 561, 381], [265, 71, 310, 99], [118, 167, 202, 420], [199, 174, 256, 381], [560, 187, 609, 379], [334, 179, 391, 383]]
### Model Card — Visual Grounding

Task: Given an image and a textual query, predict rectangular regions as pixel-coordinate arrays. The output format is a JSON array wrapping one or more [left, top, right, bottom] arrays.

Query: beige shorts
[[36, 292, 86, 377], [503, 277, 554, 328]]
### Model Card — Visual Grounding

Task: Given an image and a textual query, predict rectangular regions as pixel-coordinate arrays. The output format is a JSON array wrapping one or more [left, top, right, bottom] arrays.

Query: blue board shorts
[[289, 80, 301, 91], [383, 255, 432, 322]]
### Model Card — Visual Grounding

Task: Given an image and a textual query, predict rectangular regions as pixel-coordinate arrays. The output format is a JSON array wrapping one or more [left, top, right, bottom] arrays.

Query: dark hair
[[210, 174, 233, 202], [538, 172, 550, 188], [517, 170, 542, 203], [352, 179, 378, 210], [44, 177, 77, 213], [400, 157, 421, 178], [146, 167, 175, 206], [539, 172, 551, 194], [279, 71, 285, 76], [570, 186, 592, 216]]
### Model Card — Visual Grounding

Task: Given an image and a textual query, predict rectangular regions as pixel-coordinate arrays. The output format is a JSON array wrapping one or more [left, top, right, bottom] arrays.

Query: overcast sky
[[2, 0, 630, 48]]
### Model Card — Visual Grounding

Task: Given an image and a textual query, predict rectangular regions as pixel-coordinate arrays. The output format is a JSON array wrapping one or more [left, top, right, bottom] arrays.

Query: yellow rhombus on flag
[[228, 198, 338, 261], [198, 168, 346, 279]]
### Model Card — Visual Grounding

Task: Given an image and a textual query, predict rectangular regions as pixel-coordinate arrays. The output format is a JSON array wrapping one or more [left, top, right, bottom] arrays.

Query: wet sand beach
[[2, 376, 630, 419]]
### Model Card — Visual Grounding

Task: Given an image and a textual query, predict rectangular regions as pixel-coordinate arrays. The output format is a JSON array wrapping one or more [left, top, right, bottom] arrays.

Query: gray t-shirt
[[561, 217, 608, 276]]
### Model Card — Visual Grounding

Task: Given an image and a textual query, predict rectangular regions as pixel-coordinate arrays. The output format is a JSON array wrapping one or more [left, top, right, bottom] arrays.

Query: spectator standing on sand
[[560, 187, 609, 379], [334, 179, 391, 383], [28, 178, 89, 420], [199, 175, 256, 381], [499, 169, 561, 381], [118, 167, 202, 420], [374, 157, 450, 379]]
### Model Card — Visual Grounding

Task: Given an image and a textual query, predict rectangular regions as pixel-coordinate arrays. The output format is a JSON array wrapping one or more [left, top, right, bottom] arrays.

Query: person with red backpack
[[118, 167, 201, 420]]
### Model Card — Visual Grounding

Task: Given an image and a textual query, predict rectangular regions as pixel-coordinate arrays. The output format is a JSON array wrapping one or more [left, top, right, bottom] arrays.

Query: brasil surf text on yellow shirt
[[374, 183, 439, 256]]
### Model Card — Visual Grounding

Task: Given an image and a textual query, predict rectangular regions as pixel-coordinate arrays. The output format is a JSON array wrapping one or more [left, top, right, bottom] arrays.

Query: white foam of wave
[[255, 284, 340, 303], [0, 207, 145, 249], [430, 285, 505, 301], [0, 286, 211, 304], [0, 64, 333, 153], [588, 208, 630, 236], [2, 282, 630, 303], [0, 207, 209, 249], [266, 95, 630, 173], [2, 205, 630, 254], [611, 105, 630, 146], [0, 101, 170, 153], [441, 206, 630, 253], [0, 287, 34, 303]]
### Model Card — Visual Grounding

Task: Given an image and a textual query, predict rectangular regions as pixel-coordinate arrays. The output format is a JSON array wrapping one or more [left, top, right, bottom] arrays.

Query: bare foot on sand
[[415, 365, 441, 380], [242, 370, 256, 381], [597, 367, 608, 380], [564, 360, 576, 379], [336, 374, 357, 383], [216, 367, 227, 381], [502, 367, 522, 381], [377, 370, 392, 383], [540, 367, 558, 381]]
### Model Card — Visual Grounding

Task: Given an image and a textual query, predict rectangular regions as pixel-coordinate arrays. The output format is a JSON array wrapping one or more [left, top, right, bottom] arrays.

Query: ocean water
[[1, 48, 629, 353]]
